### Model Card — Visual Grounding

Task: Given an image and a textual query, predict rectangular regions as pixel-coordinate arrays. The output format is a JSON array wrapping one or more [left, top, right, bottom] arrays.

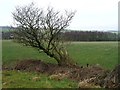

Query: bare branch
[[12, 3, 76, 66]]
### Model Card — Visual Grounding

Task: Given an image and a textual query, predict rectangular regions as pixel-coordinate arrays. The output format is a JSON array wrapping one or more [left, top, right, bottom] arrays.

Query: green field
[[2, 40, 118, 88], [67, 42, 118, 69], [2, 40, 58, 67], [2, 40, 118, 69]]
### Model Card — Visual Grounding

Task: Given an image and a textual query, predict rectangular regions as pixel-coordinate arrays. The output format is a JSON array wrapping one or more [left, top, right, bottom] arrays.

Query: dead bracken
[[3, 59, 120, 88]]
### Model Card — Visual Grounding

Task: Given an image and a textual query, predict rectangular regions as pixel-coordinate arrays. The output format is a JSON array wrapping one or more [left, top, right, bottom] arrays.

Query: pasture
[[2, 40, 118, 69], [2, 40, 118, 88]]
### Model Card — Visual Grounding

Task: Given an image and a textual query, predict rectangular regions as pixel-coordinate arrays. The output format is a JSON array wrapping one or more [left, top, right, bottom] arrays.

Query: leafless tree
[[12, 3, 76, 66]]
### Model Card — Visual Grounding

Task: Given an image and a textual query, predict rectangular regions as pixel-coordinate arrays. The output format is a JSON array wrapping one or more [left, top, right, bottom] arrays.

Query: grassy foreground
[[2, 40, 118, 69], [2, 70, 77, 88]]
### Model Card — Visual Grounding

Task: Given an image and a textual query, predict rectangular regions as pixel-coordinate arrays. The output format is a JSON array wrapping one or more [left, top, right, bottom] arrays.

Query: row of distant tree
[[63, 31, 119, 41], [2, 31, 13, 39], [2, 30, 119, 41]]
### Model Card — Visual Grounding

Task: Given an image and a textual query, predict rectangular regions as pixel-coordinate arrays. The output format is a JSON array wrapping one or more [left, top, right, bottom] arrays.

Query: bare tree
[[12, 3, 76, 66]]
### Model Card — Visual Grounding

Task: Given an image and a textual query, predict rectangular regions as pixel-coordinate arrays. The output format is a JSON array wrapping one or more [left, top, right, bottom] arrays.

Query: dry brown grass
[[78, 78, 101, 88]]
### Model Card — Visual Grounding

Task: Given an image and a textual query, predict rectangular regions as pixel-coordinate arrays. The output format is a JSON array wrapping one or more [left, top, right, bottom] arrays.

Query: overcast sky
[[0, 0, 119, 31]]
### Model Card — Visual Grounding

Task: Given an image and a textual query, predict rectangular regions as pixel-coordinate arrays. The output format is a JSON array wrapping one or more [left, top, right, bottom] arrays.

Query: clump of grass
[[78, 77, 101, 88]]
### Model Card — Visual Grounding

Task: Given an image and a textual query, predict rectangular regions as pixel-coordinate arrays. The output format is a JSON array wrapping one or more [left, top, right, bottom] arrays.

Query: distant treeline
[[63, 31, 118, 41], [2, 30, 119, 41], [2, 31, 14, 39]]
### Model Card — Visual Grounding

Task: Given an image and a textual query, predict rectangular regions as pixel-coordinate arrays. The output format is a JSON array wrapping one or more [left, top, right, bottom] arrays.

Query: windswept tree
[[12, 3, 76, 66]]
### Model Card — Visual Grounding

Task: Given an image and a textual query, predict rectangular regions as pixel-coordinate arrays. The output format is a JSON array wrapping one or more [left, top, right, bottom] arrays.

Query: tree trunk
[[57, 55, 75, 67], [42, 47, 75, 67]]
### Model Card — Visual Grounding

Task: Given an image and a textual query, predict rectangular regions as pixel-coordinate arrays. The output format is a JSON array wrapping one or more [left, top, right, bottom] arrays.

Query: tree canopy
[[12, 3, 76, 66]]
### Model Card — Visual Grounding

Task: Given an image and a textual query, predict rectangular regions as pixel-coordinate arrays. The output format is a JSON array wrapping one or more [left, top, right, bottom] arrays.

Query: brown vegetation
[[3, 59, 120, 88]]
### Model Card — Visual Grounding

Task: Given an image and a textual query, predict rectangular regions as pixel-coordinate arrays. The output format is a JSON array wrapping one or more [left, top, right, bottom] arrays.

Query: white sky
[[0, 0, 119, 31]]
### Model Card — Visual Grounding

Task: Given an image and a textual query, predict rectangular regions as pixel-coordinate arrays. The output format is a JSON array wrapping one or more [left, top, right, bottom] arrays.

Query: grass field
[[2, 40, 118, 88], [2, 40, 58, 67], [2, 40, 118, 69], [67, 42, 118, 69]]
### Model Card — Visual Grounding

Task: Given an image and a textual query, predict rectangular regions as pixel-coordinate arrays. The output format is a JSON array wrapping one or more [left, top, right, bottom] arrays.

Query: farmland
[[2, 40, 118, 88], [2, 40, 118, 69]]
